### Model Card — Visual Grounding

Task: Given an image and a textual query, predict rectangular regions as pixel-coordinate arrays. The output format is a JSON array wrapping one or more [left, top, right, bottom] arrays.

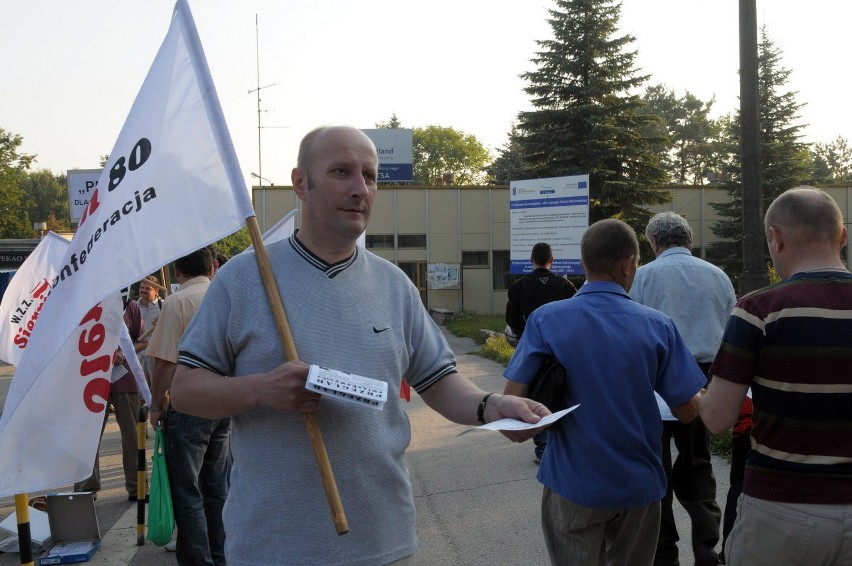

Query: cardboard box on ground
[[40, 492, 101, 564]]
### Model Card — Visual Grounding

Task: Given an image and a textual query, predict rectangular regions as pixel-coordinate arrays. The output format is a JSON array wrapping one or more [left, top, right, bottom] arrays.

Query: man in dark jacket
[[505, 242, 576, 462]]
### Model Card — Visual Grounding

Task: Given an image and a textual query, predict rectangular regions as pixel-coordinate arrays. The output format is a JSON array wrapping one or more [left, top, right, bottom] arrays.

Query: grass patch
[[445, 311, 506, 343]]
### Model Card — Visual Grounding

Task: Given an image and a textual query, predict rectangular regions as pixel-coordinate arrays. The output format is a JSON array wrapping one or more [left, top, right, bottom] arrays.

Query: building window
[[366, 234, 394, 248], [398, 234, 427, 249], [462, 251, 489, 268], [492, 250, 513, 290], [398, 261, 427, 306]]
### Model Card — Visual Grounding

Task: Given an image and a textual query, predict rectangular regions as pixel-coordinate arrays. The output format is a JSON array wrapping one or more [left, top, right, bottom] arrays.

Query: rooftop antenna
[[248, 14, 276, 229]]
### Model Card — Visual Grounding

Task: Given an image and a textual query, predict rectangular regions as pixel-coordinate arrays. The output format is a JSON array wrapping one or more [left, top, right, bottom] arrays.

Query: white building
[[253, 184, 852, 316]]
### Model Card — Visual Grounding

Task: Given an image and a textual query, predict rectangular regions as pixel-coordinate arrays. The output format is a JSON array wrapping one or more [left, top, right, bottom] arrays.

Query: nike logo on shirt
[[373, 326, 390, 333]]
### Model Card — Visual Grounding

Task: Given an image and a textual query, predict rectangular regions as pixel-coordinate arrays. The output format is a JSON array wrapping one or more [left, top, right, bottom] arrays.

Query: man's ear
[[767, 226, 783, 253], [623, 254, 636, 277], [291, 167, 307, 201]]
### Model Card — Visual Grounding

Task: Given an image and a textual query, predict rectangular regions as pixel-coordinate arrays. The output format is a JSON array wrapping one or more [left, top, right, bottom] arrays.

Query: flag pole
[[136, 406, 148, 545], [14, 493, 34, 566], [244, 216, 349, 535]]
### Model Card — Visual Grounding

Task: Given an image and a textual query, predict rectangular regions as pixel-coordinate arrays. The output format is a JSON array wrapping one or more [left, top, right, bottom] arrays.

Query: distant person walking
[[505, 242, 576, 463], [631, 211, 734, 566]]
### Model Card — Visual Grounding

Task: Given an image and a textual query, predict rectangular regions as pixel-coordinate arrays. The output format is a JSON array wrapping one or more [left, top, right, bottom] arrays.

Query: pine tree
[[811, 136, 852, 184], [641, 85, 722, 185], [710, 27, 813, 281], [514, 0, 669, 233], [487, 124, 526, 184]]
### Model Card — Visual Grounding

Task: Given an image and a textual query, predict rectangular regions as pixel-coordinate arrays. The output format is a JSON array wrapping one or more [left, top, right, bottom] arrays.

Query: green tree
[[641, 85, 722, 184], [487, 124, 526, 184], [21, 169, 71, 231], [375, 114, 403, 129], [710, 27, 813, 282], [0, 128, 35, 237], [514, 0, 669, 235], [213, 226, 252, 258], [811, 136, 852, 183], [412, 125, 492, 185]]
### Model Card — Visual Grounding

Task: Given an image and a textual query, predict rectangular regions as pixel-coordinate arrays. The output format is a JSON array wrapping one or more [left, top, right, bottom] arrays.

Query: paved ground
[[0, 332, 731, 565]]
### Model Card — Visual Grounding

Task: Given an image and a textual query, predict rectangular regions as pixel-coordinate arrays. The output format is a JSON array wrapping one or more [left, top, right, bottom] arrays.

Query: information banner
[[509, 175, 589, 275], [66, 169, 102, 224], [361, 128, 413, 182]]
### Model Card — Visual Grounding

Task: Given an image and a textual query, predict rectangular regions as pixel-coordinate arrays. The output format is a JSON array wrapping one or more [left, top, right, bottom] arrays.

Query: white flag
[[0, 0, 254, 497], [246, 209, 298, 252], [0, 232, 69, 366]]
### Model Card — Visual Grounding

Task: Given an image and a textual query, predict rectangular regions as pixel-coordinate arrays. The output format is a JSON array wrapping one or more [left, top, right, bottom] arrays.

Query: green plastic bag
[[147, 426, 175, 546]]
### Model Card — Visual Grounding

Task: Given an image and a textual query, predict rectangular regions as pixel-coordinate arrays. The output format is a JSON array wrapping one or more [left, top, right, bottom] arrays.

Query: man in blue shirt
[[631, 212, 734, 566], [504, 219, 706, 566]]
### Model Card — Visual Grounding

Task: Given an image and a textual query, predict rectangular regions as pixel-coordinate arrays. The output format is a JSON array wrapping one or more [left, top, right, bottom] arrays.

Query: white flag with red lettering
[[0, 232, 69, 366], [0, 0, 254, 497]]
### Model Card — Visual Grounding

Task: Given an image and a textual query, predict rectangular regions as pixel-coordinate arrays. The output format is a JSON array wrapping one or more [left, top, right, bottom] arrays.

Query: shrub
[[480, 333, 515, 366]]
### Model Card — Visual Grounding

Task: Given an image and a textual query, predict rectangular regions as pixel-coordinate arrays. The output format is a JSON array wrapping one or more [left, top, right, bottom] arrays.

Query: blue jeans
[[165, 407, 231, 566]]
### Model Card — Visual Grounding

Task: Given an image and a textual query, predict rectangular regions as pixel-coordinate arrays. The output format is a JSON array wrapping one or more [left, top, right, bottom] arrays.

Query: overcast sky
[[2, 0, 849, 189]]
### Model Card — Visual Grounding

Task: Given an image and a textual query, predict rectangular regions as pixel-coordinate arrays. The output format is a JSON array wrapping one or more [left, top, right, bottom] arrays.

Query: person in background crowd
[[147, 247, 229, 566], [505, 241, 576, 463], [701, 186, 852, 565], [631, 211, 734, 566]]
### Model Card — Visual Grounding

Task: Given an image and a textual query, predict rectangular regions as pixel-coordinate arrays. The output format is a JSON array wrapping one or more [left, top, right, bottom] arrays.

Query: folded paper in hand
[[459, 404, 580, 434], [306, 365, 388, 410]]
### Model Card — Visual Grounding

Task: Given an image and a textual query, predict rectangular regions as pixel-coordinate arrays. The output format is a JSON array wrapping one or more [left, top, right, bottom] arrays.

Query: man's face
[[293, 128, 378, 243], [139, 281, 158, 302]]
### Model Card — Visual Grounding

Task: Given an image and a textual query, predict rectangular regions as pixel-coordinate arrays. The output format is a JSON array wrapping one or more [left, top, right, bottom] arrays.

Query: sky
[[2, 0, 850, 191]]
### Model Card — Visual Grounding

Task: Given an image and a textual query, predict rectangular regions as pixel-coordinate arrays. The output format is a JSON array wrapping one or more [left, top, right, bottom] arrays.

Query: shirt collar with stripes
[[289, 233, 358, 279]]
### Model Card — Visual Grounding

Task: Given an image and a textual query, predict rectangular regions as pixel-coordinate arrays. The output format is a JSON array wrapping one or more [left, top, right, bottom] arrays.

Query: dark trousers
[[165, 407, 231, 566], [654, 417, 721, 566]]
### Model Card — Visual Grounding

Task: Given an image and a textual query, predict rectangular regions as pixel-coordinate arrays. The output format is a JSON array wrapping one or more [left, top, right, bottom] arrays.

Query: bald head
[[581, 219, 639, 275], [297, 126, 377, 172], [765, 187, 845, 246]]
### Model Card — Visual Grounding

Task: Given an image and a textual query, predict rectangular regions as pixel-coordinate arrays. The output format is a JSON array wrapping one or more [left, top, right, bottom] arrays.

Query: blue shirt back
[[504, 281, 706, 508], [630, 247, 735, 363]]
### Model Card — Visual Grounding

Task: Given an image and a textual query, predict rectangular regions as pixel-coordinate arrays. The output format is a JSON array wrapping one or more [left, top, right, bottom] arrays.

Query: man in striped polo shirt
[[701, 186, 852, 565]]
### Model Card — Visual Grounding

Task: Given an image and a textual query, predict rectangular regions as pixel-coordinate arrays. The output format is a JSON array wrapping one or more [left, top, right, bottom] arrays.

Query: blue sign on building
[[362, 129, 414, 183]]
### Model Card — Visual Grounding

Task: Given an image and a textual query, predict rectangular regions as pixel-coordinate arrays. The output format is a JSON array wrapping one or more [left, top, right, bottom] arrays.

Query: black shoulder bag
[[528, 356, 568, 412]]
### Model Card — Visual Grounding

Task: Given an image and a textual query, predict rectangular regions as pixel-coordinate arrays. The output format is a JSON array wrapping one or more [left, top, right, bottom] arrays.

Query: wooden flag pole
[[159, 267, 171, 297], [244, 216, 349, 535]]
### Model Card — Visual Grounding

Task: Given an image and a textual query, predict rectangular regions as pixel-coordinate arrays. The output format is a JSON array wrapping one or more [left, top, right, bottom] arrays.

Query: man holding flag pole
[[171, 125, 550, 565]]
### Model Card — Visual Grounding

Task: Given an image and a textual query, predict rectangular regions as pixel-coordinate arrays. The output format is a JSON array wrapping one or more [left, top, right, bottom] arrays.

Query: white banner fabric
[[0, 0, 253, 497]]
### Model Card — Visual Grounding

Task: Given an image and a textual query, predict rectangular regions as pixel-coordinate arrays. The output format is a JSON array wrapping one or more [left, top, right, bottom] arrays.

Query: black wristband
[[477, 393, 495, 424]]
